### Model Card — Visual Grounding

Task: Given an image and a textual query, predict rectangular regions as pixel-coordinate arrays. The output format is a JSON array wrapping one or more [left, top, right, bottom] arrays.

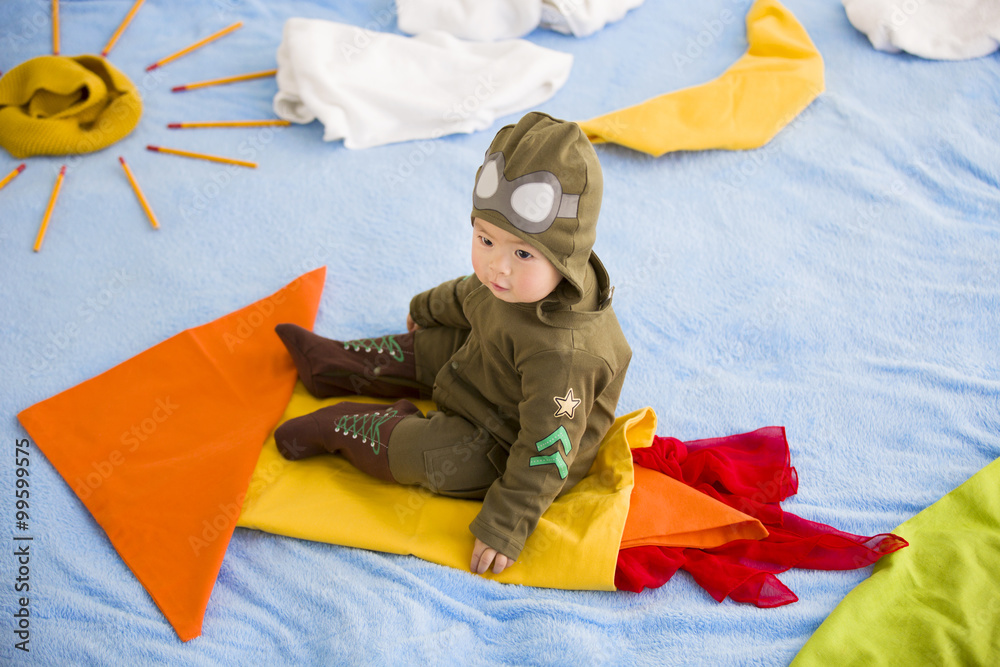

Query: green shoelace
[[332, 407, 399, 454], [342, 335, 405, 363]]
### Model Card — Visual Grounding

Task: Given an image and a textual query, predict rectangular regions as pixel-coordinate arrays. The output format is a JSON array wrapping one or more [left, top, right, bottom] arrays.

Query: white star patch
[[553, 388, 581, 419]]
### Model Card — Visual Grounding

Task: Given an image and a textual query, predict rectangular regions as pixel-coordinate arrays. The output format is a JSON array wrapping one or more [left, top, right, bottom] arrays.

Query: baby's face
[[471, 218, 562, 304]]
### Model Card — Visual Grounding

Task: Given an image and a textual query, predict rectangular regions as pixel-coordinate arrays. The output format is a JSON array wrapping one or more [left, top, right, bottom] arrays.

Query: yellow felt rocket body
[[578, 0, 824, 156], [238, 392, 655, 590]]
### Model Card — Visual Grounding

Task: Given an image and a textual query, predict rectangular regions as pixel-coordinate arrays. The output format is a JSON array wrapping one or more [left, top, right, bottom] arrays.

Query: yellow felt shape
[[577, 0, 824, 156], [237, 385, 657, 590]]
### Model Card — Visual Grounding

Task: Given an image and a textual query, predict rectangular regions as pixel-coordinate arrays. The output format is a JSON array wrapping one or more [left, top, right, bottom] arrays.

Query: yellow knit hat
[[0, 55, 142, 159]]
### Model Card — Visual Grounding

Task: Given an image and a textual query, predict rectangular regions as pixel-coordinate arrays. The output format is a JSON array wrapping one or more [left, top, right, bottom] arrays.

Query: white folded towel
[[273, 18, 573, 149], [843, 0, 1000, 60], [396, 0, 644, 41]]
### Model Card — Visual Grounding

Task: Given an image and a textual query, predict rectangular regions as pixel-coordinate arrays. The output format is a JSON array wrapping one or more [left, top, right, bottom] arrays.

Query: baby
[[274, 112, 631, 575]]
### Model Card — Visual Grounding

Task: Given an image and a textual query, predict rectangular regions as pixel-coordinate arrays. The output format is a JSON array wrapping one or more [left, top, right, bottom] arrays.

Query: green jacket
[[409, 253, 631, 560]]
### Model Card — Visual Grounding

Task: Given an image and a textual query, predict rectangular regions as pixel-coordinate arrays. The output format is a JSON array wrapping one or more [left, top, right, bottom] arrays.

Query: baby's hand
[[406, 314, 420, 333], [471, 538, 514, 575]]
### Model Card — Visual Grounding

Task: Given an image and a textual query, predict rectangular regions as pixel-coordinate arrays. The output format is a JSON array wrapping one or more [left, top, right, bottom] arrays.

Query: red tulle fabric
[[615, 427, 908, 607]]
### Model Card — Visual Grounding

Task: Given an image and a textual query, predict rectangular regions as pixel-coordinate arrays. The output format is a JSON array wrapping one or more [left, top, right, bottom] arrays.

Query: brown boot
[[275, 323, 423, 399], [273, 399, 421, 481]]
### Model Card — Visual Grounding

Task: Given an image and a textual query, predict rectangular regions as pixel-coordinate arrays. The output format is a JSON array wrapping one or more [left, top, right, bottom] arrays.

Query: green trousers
[[386, 327, 505, 499]]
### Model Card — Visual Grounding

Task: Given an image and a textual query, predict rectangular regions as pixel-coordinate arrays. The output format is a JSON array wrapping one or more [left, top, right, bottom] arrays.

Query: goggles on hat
[[473, 152, 580, 234]]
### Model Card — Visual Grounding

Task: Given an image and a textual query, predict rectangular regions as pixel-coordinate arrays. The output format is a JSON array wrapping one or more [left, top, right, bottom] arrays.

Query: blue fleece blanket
[[2, 0, 998, 664]]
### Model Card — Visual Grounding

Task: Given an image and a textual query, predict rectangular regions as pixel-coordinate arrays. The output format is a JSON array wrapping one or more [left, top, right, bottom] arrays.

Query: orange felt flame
[[17, 268, 326, 641], [621, 466, 768, 549]]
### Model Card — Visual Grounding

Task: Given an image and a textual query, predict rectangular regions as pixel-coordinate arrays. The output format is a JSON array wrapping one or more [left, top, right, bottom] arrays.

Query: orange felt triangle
[[17, 268, 326, 642], [621, 466, 768, 549]]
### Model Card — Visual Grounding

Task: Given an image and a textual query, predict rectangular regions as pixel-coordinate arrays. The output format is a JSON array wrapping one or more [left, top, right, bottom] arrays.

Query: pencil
[[172, 68, 277, 92], [101, 0, 146, 57], [34, 165, 66, 253], [119, 157, 160, 230], [145, 22, 243, 71], [0, 164, 26, 192], [146, 145, 257, 169], [167, 120, 290, 129], [52, 0, 60, 55]]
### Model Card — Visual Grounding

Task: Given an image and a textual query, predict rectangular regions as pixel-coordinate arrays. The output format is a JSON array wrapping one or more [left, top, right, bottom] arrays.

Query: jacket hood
[[534, 251, 616, 328], [471, 112, 603, 307]]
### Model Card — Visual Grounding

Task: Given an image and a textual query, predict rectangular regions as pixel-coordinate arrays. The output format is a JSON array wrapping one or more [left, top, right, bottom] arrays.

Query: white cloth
[[843, 0, 1000, 60], [273, 19, 573, 149], [395, 0, 644, 41], [540, 0, 646, 38], [396, 0, 541, 41]]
